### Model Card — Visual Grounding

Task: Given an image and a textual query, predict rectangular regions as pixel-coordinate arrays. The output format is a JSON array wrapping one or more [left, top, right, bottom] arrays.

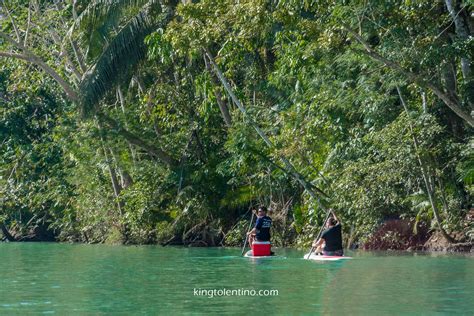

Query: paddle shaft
[[241, 211, 255, 256], [306, 209, 333, 259]]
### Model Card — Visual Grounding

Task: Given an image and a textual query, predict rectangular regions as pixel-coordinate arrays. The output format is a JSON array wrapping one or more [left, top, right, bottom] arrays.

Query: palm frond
[[71, 0, 151, 61], [78, 2, 168, 116], [74, 0, 150, 31], [405, 191, 430, 210], [458, 157, 474, 185]]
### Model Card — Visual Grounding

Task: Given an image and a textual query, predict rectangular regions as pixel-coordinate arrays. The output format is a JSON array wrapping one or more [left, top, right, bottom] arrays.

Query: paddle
[[241, 210, 256, 256], [305, 209, 332, 259]]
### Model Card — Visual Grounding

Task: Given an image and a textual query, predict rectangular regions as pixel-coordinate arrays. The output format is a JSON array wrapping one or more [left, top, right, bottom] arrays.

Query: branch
[[23, 2, 32, 47], [205, 49, 329, 204], [96, 112, 179, 168], [49, 29, 82, 81], [0, 51, 30, 61], [2, 2, 21, 42], [70, 38, 87, 73], [0, 30, 78, 102], [0, 27, 175, 170], [343, 25, 474, 127], [203, 54, 232, 126], [0, 223, 16, 242]]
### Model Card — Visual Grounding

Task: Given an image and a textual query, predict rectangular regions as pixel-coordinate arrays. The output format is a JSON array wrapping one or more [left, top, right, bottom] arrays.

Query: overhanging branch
[[0, 31, 78, 102], [96, 112, 179, 168], [343, 25, 474, 127]]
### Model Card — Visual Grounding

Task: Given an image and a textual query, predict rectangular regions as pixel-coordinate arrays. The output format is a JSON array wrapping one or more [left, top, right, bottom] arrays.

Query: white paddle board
[[304, 253, 352, 261], [244, 250, 281, 258]]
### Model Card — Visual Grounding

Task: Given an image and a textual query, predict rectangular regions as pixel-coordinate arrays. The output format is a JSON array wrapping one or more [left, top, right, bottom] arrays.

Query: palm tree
[[0, 0, 178, 166], [71, 0, 172, 114]]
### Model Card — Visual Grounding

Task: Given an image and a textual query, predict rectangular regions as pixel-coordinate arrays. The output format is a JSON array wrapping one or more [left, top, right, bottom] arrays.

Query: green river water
[[0, 243, 473, 315]]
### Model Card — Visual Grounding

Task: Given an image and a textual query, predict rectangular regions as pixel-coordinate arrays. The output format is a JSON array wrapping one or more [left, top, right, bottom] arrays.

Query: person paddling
[[312, 210, 343, 256], [246, 206, 272, 247]]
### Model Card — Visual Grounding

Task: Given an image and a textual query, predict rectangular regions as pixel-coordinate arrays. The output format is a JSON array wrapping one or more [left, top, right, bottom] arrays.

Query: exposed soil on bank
[[423, 231, 473, 252], [362, 219, 473, 253]]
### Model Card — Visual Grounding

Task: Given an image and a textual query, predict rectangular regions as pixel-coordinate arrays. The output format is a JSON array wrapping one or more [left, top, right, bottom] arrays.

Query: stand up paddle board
[[304, 253, 352, 261], [244, 250, 282, 259]]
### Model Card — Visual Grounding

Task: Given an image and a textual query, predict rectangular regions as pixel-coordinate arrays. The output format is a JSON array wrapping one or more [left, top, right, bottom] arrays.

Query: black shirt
[[321, 223, 343, 251], [255, 216, 272, 241]]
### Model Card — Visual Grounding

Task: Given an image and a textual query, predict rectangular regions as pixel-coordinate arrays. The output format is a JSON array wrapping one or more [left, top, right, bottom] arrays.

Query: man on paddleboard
[[246, 206, 272, 247], [312, 210, 343, 256]]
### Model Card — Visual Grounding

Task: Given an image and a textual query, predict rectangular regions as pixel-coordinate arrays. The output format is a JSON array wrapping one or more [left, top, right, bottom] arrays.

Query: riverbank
[[2, 231, 473, 253], [2, 210, 473, 252]]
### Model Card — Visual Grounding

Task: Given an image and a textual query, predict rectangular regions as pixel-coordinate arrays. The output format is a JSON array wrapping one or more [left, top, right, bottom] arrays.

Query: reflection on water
[[0, 243, 473, 314]]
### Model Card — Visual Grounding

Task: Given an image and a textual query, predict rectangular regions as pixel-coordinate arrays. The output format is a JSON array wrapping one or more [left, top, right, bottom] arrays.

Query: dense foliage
[[0, 0, 472, 248]]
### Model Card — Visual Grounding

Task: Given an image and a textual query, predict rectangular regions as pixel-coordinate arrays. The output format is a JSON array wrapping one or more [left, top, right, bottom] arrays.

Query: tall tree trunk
[[205, 50, 329, 211], [97, 122, 124, 214], [144, 86, 165, 139], [117, 86, 138, 164], [397, 87, 455, 243], [203, 54, 232, 126], [441, 59, 465, 137], [97, 121, 130, 242], [444, 0, 472, 79], [109, 147, 133, 189]]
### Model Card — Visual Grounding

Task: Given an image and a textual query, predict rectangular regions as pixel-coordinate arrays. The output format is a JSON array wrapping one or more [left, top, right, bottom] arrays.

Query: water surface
[[1, 243, 473, 314]]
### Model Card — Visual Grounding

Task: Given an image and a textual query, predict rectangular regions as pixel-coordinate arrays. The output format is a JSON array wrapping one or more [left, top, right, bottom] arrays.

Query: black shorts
[[322, 249, 343, 256]]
